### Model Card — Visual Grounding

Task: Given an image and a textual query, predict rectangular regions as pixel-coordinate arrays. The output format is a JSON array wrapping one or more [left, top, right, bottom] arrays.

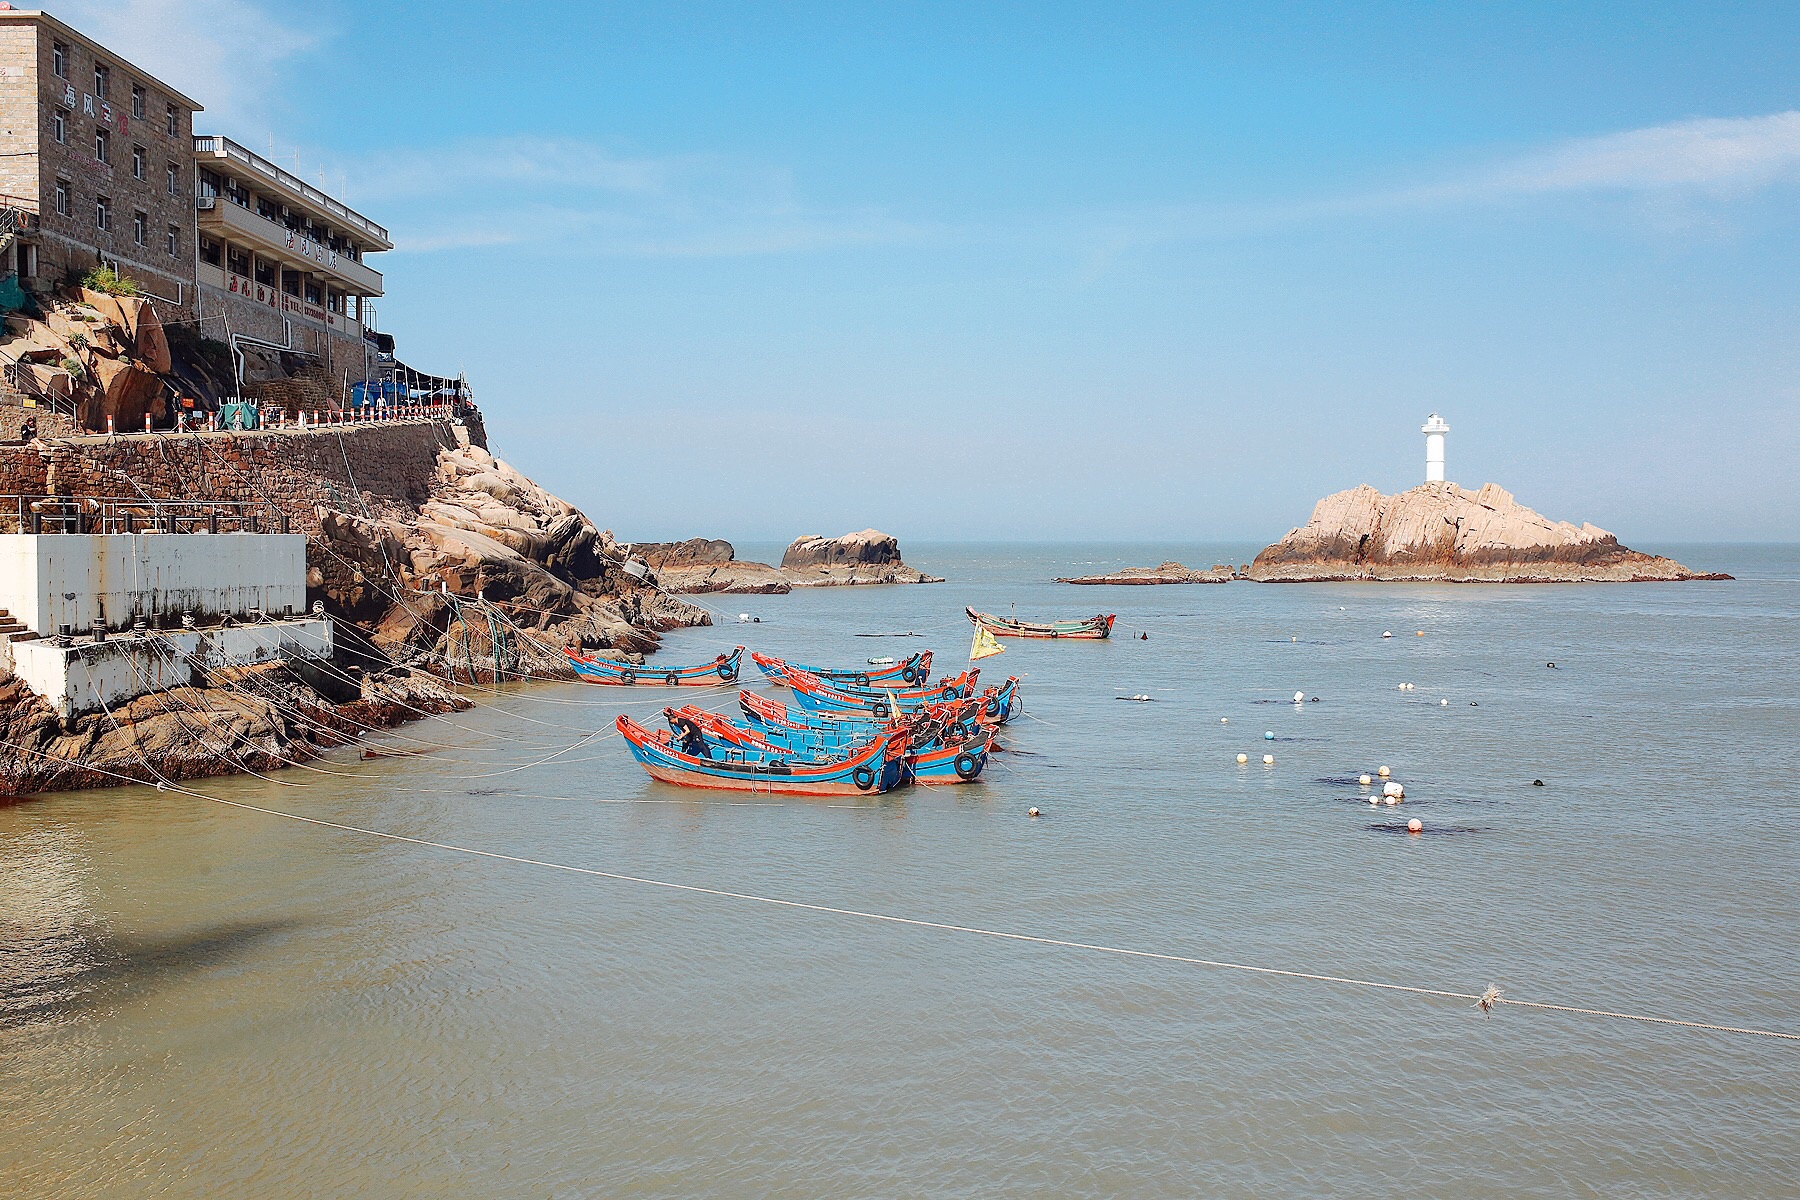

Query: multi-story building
[[0, 8, 390, 398], [0, 7, 201, 315]]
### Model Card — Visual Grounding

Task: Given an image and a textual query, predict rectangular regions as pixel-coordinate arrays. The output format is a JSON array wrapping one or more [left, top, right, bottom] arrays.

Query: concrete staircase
[[0, 607, 35, 641]]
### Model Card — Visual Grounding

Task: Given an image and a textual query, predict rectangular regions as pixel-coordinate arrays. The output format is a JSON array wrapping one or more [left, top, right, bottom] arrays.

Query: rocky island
[[635, 529, 943, 593], [1058, 561, 1236, 585], [1245, 482, 1727, 583]]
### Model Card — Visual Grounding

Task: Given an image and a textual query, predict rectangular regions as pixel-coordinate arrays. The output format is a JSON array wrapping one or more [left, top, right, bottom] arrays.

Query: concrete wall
[[0, 532, 306, 633], [9, 616, 330, 716]]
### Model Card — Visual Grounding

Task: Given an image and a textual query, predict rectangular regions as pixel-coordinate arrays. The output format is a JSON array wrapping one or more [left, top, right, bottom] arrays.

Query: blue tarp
[[351, 381, 412, 407]]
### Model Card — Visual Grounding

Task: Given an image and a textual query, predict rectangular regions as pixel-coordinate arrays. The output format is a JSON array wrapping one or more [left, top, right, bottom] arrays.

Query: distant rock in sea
[[630, 538, 793, 594], [1247, 482, 1729, 582], [632, 529, 943, 592], [1058, 561, 1236, 585], [780, 529, 944, 587]]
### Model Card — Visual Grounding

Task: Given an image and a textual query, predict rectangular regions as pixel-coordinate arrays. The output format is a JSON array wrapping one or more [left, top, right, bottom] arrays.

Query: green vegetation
[[80, 264, 139, 296]]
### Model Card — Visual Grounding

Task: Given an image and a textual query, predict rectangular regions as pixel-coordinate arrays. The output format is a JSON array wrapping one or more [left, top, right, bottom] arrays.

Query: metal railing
[[192, 136, 391, 244], [0, 496, 288, 535]]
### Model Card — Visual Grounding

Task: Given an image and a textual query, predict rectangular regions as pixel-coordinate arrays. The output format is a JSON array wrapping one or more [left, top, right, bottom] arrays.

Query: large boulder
[[782, 529, 904, 569]]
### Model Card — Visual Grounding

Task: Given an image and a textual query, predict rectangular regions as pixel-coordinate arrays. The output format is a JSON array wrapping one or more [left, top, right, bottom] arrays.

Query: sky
[[63, 1, 1800, 544]]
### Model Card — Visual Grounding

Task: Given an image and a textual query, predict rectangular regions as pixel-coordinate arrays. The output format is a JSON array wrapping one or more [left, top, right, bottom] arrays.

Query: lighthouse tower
[[1421, 412, 1449, 482]]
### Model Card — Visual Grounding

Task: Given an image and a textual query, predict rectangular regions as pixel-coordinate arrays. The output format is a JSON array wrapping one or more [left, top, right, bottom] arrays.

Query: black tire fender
[[855, 673, 870, 687], [621, 669, 637, 686], [953, 752, 981, 781], [852, 765, 877, 791]]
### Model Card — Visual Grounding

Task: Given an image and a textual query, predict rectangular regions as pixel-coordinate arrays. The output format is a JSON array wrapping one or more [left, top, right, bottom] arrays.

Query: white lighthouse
[[1421, 412, 1449, 482]]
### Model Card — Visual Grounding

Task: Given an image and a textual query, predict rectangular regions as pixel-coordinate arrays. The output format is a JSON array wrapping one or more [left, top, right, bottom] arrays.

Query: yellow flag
[[970, 625, 1006, 660]]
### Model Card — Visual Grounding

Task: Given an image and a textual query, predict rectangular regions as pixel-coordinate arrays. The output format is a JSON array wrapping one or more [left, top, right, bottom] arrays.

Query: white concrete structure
[[8, 619, 332, 718], [1421, 412, 1449, 482], [0, 533, 307, 634]]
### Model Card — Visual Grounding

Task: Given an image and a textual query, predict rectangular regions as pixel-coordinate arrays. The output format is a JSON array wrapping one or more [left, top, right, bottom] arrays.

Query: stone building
[[0, 7, 201, 317], [0, 7, 390, 407]]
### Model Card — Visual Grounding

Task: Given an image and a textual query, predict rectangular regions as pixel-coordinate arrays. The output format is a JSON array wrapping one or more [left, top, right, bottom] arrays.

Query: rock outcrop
[[1248, 482, 1728, 582], [630, 538, 792, 594], [0, 289, 176, 432], [778, 530, 944, 587], [1058, 561, 1236, 585]]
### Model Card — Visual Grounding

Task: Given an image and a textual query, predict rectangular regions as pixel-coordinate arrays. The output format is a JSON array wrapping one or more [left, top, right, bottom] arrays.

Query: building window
[[167, 163, 180, 196], [227, 246, 250, 277], [166, 103, 178, 137], [52, 41, 67, 78], [132, 210, 147, 246], [281, 269, 301, 297], [166, 224, 179, 256], [94, 128, 109, 165], [95, 196, 110, 231], [55, 180, 71, 217], [257, 196, 279, 222], [199, 236, 221, 266], [131, 84, 146, 120], [53, 110, 65, 144], [94, 64, 109, 100], [304, 279, 322, 305], [132, 145, 145, 179], [252, 257, 273, 285]]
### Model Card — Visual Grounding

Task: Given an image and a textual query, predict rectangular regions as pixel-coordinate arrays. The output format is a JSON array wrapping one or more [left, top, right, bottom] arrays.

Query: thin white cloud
[[1420, 110, 1800, 201], [366, 137, 937, 258], [57, 0, 318, 132]]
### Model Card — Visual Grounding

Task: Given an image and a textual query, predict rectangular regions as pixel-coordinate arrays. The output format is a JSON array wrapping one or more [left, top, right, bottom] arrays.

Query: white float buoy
[[1359, 774, 1372, 786], [1264, 730, 1275, 740], [1236, 753, 1248, 764], [1293, 691, 1305, 703], [1028, 807, 1040, 818], [1407, 818, 1422, 834], [1383, 781, 1405, 799], [1440, 698, 1449, 706], [1382, 631, 1393, 639], [1262, 754, 1275, 765], [1378, 765, 1391, 777], [1385, 795, 1400, 805]]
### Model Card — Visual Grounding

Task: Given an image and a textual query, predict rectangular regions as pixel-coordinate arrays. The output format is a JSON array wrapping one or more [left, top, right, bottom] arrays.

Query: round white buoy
[[1291, 636, 1297, 642], [1407, 818, 1422, 834], [1383, 781, 1405, 799], [1263, 754, 1275, 765], [1382, 631, 1393, 639], [1028, 807, 1041, 818], [1264, 731, 1275, 740], [1359, 774, 1372, 786], [1378, 765, 1391, 777], [1369, 796, 1380, 806], [1236, 753, 1248, 764], [1221, 717, 1229, 723], [1440, 698, 1449, 706], [1385, 795, 1400, 806], [1293, 691, 1305, 703]]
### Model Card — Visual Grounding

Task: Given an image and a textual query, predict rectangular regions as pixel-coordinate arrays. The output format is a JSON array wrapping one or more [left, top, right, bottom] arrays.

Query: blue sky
[[71, 1, 1800, 544]]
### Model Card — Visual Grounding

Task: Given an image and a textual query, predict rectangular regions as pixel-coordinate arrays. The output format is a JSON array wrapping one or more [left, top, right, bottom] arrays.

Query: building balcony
[[197, 195, 384, 296], [198, 261, 366, 338], [193, 136, 392, 250]]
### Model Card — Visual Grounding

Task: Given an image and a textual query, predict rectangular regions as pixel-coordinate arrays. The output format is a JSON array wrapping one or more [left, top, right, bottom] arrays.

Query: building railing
[[0, 496, 288, 536], [192, 135, 391, 245]]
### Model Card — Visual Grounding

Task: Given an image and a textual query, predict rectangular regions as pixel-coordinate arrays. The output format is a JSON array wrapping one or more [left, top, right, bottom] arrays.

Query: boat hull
[[967, 608, 1115, 639], [568, 646, 744, 686]]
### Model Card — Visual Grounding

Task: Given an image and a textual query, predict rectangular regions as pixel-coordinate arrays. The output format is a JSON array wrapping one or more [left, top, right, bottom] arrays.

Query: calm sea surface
[[3, 542, 1796, 1198]]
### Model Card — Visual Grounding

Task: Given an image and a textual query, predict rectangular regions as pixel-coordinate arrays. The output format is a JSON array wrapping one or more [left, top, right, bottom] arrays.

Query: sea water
[[2, 542, 1796, 1198]]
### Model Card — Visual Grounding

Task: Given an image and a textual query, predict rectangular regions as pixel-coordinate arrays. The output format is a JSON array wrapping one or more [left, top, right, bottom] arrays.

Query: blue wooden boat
[[615, 713, 909, 795], [566, 645, 743, 686], [752, 650, 932, 688], [667, 705, 992, 785]]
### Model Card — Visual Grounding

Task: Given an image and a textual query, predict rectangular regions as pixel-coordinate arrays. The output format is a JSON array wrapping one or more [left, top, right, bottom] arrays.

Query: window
[[199, 236, 221, 267], [252, 256, 273, 285], [281, 269, 300, 297], [166, 224, 179, 256], [132, 145, 145, 179], [131, 84, 146, 120], [55, 180, 71, 217], [167, 163, 180, 196], [256, 196, 279, 221], [165, 103, 178, 137], [304, 279, 322, 305], [93, 64, 109, 100], [227, 246, 250, 277], [52, 110, 65, 144], [95, 196, 110, 231], [132, 210, 147, 246], [52, 41, 67, 78], [94, 128, 108, 164]]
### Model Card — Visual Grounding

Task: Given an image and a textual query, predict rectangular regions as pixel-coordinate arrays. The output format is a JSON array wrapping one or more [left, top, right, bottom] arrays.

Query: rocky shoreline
[[1058, 561, 1237, 585]]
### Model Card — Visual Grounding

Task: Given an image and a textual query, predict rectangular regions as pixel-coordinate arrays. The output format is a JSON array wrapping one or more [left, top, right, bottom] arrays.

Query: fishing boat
[[670, 703, 993, 785], [565, 645, 744, 686], [966, 607, 1115, 640], [616, 713, 910, 795], [751, 650, 932, 688], [783, 669, 979, 717]]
